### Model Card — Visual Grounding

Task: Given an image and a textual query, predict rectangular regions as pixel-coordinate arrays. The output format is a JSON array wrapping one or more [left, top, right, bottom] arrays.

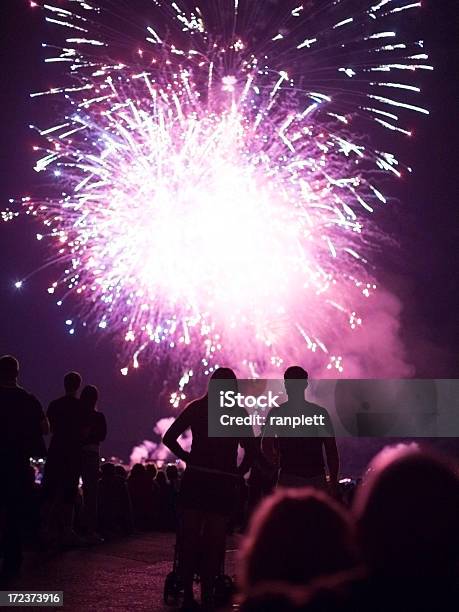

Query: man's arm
[[35, 397, 49, 435], [162, 404, 193, 463], [323, 435, 339, 486], [261, 435, 279, 467], [237, 436, 256, 476], [261, 408, 280, 467], [41, 415, 50, 436], [45, 401, 55, 435], [322, 408, 339, 485]]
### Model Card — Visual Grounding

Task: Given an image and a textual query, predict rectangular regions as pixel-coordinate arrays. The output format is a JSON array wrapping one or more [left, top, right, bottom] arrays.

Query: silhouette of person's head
[[80, 384, 99, 410], [129, 463, 146, 479], [166, 464, 179, 481], [64, 371, 82, 395], [0, 354, 19, 385], [284, 366, 308, 400], [210, 367, 237, 381], [156, 470, 167, 487], [209, 366, 238, 399], [115, 465, 127, 480], [354, 445, 459, 578], [145, 463, 158, 480], [101, 462, 116, 479], [240, 488, 355, 590]]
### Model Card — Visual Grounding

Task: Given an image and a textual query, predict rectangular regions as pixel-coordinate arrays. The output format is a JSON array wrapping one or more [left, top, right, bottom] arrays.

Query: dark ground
[[6, 533, 239, 611]]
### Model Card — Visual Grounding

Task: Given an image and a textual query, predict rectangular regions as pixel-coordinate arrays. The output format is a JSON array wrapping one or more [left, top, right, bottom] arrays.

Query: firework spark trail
[[4, 1, 432, 404]]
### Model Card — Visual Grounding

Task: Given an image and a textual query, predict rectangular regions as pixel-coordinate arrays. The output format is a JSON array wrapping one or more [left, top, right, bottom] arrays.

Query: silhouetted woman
[[163, 368, 254, 611], [80, 384, 107, 543]]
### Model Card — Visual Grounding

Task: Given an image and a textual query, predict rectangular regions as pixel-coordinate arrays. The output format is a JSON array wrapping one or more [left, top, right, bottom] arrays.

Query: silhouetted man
[[262, 366, 339, 491], [42, 371, 83, 546], [0, 355, 48, 583]]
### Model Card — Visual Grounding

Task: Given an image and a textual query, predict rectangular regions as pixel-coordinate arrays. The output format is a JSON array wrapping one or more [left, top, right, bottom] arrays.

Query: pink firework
[[3, 1, 432, 401]]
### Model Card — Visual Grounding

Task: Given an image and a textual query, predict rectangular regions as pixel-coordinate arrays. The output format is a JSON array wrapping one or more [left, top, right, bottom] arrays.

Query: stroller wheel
[[214, 574, 235, 607], [163, 571, 182, 605]]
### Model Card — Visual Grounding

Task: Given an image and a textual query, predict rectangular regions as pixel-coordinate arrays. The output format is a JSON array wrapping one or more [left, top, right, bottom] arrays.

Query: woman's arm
[[162, 404, 194, 463]]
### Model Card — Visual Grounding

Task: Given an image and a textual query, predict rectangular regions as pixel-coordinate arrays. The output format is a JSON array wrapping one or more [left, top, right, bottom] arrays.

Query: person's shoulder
[[1, 385, 30, 398], [18, 387, 42, 406], [307, 400, 331, 416], [173, 395, 206, 425], [186, 396, 206, 412], [267, 400, 287, 416], [13, 388, 44, 417], [48, 396, 68, 416], [0, 385, 26, 401], [47, 396, 61, 409], [49, 395, 74, 407]]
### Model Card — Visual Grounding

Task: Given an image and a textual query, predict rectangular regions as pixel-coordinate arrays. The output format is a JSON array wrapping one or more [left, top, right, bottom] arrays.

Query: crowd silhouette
[[1, 354, 458, 612]]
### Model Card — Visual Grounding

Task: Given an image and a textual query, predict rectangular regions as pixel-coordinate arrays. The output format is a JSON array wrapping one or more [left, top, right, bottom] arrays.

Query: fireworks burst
[[4, 0, 432, 402]]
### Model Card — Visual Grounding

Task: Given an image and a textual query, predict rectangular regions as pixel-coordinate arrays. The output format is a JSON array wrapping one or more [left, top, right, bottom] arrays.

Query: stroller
[[163, 506, 235, 607]]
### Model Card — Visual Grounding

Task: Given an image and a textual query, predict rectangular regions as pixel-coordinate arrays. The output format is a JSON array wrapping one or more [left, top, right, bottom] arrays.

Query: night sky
[[1, 1, 458, 463]]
